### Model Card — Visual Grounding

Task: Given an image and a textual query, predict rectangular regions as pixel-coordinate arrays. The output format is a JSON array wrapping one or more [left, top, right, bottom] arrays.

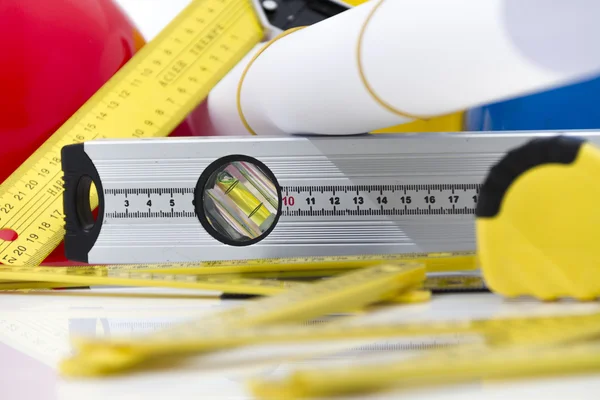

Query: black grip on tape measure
[[475, 135, 584, 218], [61, 143, 104, 263]]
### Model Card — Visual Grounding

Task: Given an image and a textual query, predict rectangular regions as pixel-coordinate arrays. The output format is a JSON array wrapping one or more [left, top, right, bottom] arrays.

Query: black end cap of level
[[475, 135, 584, 218], [61, 143, 105, 263]]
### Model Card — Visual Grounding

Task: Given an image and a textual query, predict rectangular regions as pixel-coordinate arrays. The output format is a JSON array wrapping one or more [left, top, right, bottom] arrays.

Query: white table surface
[[3, 1, 600, 399], [3, 287, 600, 400]]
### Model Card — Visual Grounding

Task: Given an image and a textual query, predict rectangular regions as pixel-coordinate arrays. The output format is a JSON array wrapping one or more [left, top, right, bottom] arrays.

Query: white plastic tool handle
[[206, 0, 600, 136]]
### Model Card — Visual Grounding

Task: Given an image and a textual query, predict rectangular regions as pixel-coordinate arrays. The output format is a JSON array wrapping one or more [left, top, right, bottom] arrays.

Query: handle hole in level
[[76, 175, 98, 231]]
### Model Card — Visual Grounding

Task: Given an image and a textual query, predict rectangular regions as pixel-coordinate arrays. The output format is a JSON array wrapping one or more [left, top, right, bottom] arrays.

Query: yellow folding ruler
[[0, 0, 265, 266], [44, 251, 476, 274], [0, 265, 308, 295], [150, 251, 477, 274], [0, 281, 86, 291], [59, 262, 426, 376], [249, 330, 600, 398], [0, 251, 482, 293], [67, 310, 600, 360], [56, 257, 600, 380]]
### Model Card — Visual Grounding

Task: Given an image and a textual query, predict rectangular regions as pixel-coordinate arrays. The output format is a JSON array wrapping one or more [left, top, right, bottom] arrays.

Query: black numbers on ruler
[[13, 245, 26, 256], [48, 157, 61, 166], [424, 195, 436, 204], [0, 204, 14, 214], [104, 188, 198, 219], [104, 185, 479, 219], [3, 245, 28, 263], [73, 134, 85, 144], [83, 123, 96, 132], [38, 221, 51, 231], [281, 185, 480, 217], [136, 197, 177, 207], [133, 129, 144, 138], [2, 254, 15, 264], [50, 209, 62, 219]]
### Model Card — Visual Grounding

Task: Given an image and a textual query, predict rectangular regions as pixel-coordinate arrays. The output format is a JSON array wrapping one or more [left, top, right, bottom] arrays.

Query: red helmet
[[0, 0, 197, 265], [0, 0, 145, 182]]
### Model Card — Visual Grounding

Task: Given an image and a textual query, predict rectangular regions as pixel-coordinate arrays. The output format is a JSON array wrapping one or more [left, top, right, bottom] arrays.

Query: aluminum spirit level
[[61, 130, 600, 264]]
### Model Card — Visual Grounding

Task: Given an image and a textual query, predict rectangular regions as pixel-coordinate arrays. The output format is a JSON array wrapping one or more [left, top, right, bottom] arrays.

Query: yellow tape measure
[[476, 136, 600, 301], [0, 0, 264, 266]]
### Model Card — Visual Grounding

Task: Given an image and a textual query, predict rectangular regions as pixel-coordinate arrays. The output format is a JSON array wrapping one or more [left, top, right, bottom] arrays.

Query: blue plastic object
[[464, 76, 600, 131]]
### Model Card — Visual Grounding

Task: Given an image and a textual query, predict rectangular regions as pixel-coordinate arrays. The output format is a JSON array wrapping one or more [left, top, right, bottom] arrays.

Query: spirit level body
[[62, 131, 600, 264]]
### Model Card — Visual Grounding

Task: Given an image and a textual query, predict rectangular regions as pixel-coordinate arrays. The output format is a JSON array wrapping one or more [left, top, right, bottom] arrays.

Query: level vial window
[[195, 155, 281, 246]]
